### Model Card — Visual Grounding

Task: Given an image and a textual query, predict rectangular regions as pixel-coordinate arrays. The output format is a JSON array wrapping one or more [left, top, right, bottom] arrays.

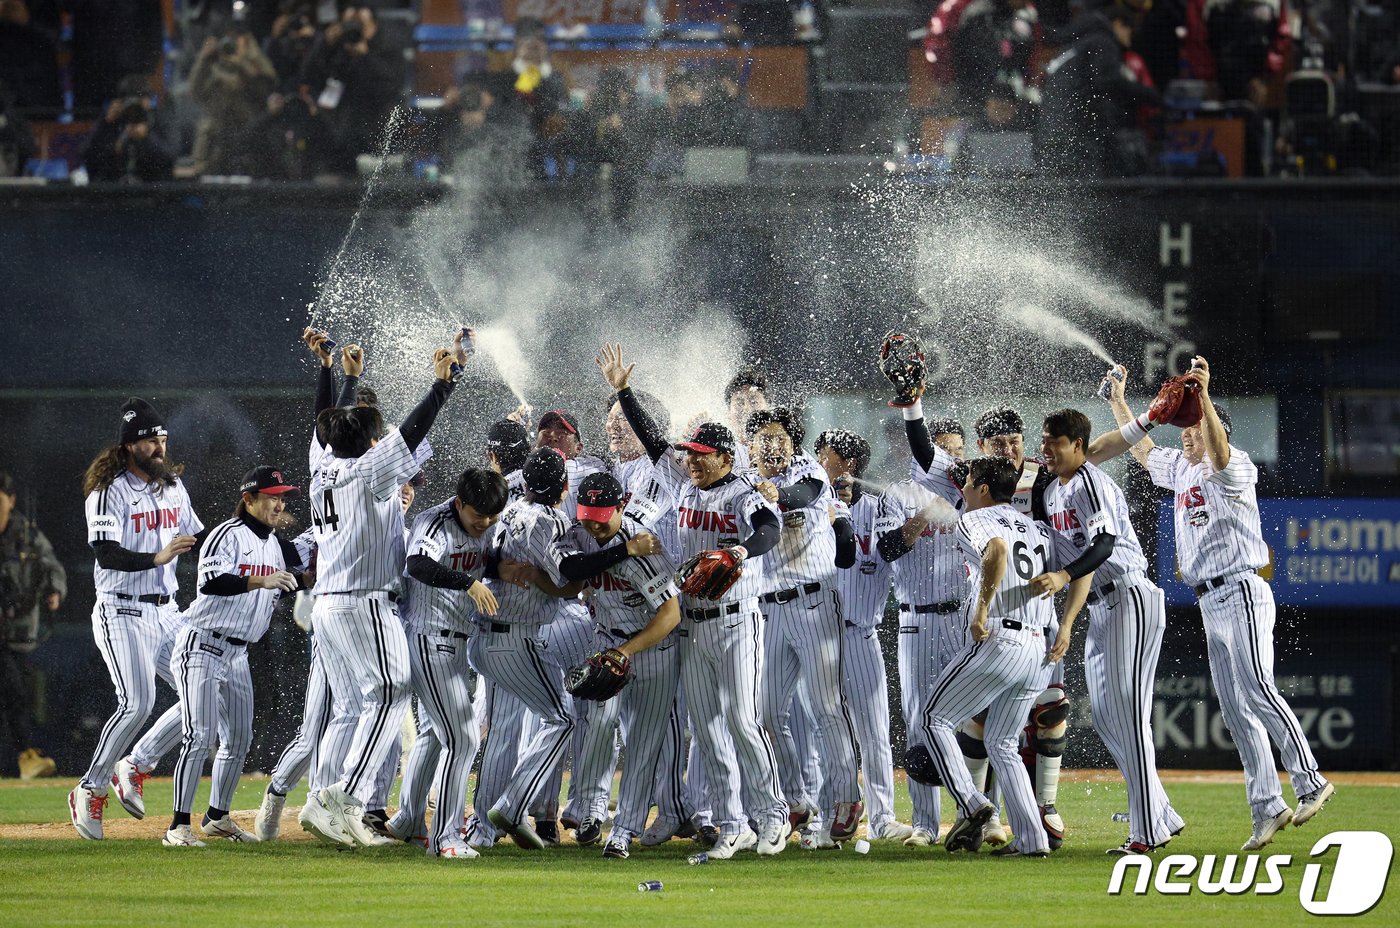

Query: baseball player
[[724, 367, 769, 473], [745, 407, 862, 850], [297, 347, 460, 847], [160, 466, 308, 847], [1091, 357, 1334, 849], [599, 343, 790, 860], [815, 429, 913, 841], [554, 472, 682, 859], [909, 457, 1090, 857], [70, 398, 204, 840], [383, 467, 509, 858], [486, 419, 531, 502], [1028, 407, 1185, 854]]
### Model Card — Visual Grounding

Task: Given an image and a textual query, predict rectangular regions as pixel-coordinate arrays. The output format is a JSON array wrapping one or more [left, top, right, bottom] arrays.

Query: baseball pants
[[1085, 578, 1181, 847], [680, 603, 787, 837], [313, 592, 411, 806], [169, 627, 254, 816], [761, 588, 860, 821], [896, 611, 942, 834], [1200, 573, 1326, 813], [402, 629, 481, 853], [269, 634, 331, 796], [678, 691, 716, 828], [921, 622, 1053, 854], [466, 679, 524, 844], [535, 611, 595, 824], [843, 622, 897, 831], [81, 597, 182, 793]]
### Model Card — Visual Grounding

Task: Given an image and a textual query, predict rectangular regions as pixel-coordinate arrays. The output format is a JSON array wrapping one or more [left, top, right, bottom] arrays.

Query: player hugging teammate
[[66, 327, 1331, 860]]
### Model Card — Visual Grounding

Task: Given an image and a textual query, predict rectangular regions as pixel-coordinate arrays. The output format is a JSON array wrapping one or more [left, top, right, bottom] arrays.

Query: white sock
[[965, 755, 989, 793]]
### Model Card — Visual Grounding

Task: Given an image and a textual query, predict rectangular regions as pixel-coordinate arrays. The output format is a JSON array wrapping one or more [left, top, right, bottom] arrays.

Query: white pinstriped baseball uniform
[[1147, 445, 1325, 814], [650, 452, 788, 838], [836, 493, 899, 833], [308, 427, 420, 805], [921, 504, 1077, 854], [1045, 460, 1182, 846], [758, 456, 860, 828], [556, 515, 685, 840], [80, 472, 203, 794], [874, 476, 964, 836]]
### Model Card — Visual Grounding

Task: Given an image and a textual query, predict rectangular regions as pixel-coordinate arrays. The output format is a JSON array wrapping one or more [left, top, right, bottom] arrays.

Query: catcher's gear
[[566, 648, 632, 702], [902, 744, 943, 787], [1147, 375, 1204, 428], [879, 332, 926, 408], [676, 548, 744, 600]]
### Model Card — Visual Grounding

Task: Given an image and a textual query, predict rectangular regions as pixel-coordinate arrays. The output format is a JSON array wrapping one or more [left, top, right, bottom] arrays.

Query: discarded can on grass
[[687, 854, 709, 865], [638, 880, 664, 892], [1112, 812, 1131, 822], [1097, 368, 1123, 401]]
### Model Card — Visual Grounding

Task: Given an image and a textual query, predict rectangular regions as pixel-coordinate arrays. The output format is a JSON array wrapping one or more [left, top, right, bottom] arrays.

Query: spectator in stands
[[434, 82, 510, 167], [1207, 0, 1290, 105], [190, 28, 278, 175], [82, 95, 176, 182], [574, 67, 652, 221], [484, 16, 569, 176], [0, 0, 60, 109], [234, 88, 331, 179], [0, 80, 37, 177], [950, 0, 1042, 128], [1035, 3, 1162, 176], [300, 6, 401, 173], [264, 2, 320, 93]]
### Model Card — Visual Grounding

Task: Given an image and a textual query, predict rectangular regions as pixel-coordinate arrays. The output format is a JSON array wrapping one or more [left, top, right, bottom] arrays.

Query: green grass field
[[1, 774, 1395, 927]]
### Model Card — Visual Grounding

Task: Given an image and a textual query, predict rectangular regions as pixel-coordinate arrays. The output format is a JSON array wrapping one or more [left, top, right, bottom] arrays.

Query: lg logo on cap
[[123, 411, 136, 422]]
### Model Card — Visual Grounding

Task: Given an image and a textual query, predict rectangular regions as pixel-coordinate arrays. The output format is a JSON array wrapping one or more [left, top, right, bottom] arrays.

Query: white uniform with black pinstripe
[[308, 428, 419, 805], [836, 493, 898, 833], [1147, 445, 1325, 816], [920, 504, 1076, 854], [80, 473, 202, 794], [392, 500, 496, 852], [759, 457, 860, 827], [651, 454, 787, 839], [265, 529, 331, 799], [168, 516, 303, 817], [1045, 461, 1182, 847], [555, 516, 684, 839], [874, 477, 964, 837]]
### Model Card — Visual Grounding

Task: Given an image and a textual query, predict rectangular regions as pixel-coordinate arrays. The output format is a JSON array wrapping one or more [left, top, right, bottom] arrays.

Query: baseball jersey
[[1146, 445, 1269, 585], [836, 494, 894, 629], [489, 499, 573, 626], [765, 454, 842, 590], [909, 441, 967, 508], [562, 454, 609, 520], [874, 478, 965, 605], [556, 515, 680, 635], [401, 500, 501, 633], [1041, 461, 1148, 585], [651, 454, 780, 604], [184, 516, 306, 641], [613, 454, 681, 562], [309, 427, 420, 594], [505, 469, 526, 503], [957, 504, 1079, 626], [85, 471, 203, 597]]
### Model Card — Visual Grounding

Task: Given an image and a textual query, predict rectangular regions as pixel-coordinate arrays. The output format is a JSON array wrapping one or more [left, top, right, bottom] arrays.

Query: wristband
[[902, 399, 925, 421], [729, 545, 749, 562], [1118, 414, 1155, 446]]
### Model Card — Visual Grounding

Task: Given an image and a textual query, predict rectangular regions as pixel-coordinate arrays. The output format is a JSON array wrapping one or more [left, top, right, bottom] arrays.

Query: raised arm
[[399, 349, 459, 453], [1190, 357, 1231, 472], [304, 327, 337, 415], [335, 343, 364, 408], [596, 343, 668, 462], [1087, 363, 1156, 469]]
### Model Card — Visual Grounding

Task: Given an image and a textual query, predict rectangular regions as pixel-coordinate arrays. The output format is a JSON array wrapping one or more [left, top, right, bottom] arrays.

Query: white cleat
[[982, 816, 1010, 848], [68, 785, 106, 840], [299, 790, 353, 846], [800, 826, 838, 851], [163, 824, 207, 847], [435, 841, 480, 860], [385, 812, 429, 848], [1242, 808, 1294, 851], [871, 821, 915, 841], [202, 813, 259, 843], [254, 786, 286, 842], [319, 786, 393, 847], [1293, 783, 1335, 827], [639, 818, 682, 847], [112, 757, 149, 819], [903, 826, 937, 848], [757, 817, 793, 856], [706, 826, 759, 859]]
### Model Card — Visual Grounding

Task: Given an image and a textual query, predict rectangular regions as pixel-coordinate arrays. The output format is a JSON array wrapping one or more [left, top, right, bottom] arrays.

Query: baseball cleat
[[1293, 783, 1335, 827], [787, 801, 815, 831], [112, 757, 149, 819], [69, 785, 106, 840], [560, 815, 580, 831], [254, 786, 286, 842], [831, 800, 863, 841], [675, 819, 697, 839], [944, 804, 994, 853], [489, 808, 546, 850], [202, 813, 259, 842], [640, 818, 682, 846], [757, 817, 793, 856], [696, 823, 721, 848], [1040, 804, 1065, 850], [991, 844, 1049, 858], [384, 811, 428, 848], [706, 826, 759, 860], [363, 809, 391, 837], [799, 826, 839, 851], [602, 836, 631, 859], [982, 816, 1010, 848], [163, 824, 207, 847], [318, 787, 393, 847], [435, 841, 481, 860], [1106, 840, 1158, 856], [534, 819, 561, 847], [871, 821, 915, 842], [575, 817, 603, 847], [903, 827, 936, 848], [1242, 808, 1294, 851], [299, 789, 353, 846]]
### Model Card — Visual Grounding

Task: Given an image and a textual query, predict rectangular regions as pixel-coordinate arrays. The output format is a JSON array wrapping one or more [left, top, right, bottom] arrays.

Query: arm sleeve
[[776, 476, 825, 511], [1061, 532, 1115, 581], [335, 373, 359, 410], [908, 442, 964, 506], [32, 528, 67, 597], [316, 365, 336, 415], [905, 416, 936, 473], [179, 490, 204, 534], [738, 507, 781, 558], [92, 541, 157, 572], [834, 517, 856, 569], [406, 553, 478, 590], [399, 378, 454, 454], [277, 535, 309, 573], [200, 574, 249, 596], [559, 544, 631, 582], [614, 387, 669, 462], [1145, 446, 1183, 490]]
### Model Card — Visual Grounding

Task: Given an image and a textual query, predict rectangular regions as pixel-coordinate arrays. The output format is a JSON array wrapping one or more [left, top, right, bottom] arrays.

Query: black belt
[[605, 628, 635, 640], [487, 622, 510, 633], [1193, 575, 1242, 597], [761, 582, 823, 605], [1085, 580, 1124, 606], [436, 629, 470, 641], [899, 600, 961, 615], [113, 593, 171, 606], [686, 602, 741, 622], [209, 631, 249, 647], [998, 619, 1047, 633]]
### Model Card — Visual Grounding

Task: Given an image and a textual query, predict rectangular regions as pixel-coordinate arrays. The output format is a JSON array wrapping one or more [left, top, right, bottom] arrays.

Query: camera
[[219, 35, 239, 56], [120, 100, 150, 126]]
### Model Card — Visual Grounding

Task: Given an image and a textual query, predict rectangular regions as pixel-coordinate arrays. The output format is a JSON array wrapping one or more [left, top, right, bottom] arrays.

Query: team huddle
[[67, 327, 1334, 860]]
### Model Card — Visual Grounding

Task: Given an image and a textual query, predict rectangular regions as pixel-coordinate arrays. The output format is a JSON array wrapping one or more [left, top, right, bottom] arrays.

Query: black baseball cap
[[522, 448, 567, 497], [240, 465, 299, 496], [674, 422, 735, 456], [487, 419, 529, 451], [577, 472, 625, 522], [538, 409, 580, 437]]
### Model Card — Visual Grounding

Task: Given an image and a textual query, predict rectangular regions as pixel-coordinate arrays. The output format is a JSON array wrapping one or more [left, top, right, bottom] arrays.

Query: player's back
[[492, 499, 572, 626], [957, 504, 1057, 627], [309, 429, 417, 594]]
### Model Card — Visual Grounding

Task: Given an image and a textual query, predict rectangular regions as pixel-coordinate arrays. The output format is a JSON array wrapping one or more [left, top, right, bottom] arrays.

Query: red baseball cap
[[576, 473, 625, 522]]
